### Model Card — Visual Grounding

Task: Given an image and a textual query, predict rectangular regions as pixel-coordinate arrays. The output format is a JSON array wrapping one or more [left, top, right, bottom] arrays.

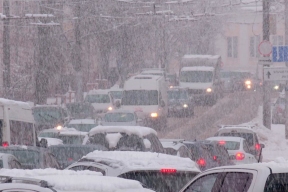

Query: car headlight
[[108, 107, 113, 111], [246, 85, 251, 89], [183, 104, 188, 108], [274, 85, 279, 90], [151, 113, 158, 118], [206, 88, 212, 93], [245, 80, 251, 85], [56, 125, 63, 130]]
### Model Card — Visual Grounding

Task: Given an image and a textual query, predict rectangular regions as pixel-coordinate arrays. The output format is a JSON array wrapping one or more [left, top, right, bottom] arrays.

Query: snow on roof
[[183, 55, 220, 60], [0, 169, 146, 191], [89, 126, 157, 137], [59, 131, 87, 136], [69, 119, 96, 125], [181, 66, 214, 71], [84, 151, 200, 172], [87, 89, 110, 95], [41, 127, 78, 133], [206, 137, 243, 142], [124, 75, 164, 91], [218, 125, 256, 133], [161, 142, 185, 151], [38, 137, 63, 147]]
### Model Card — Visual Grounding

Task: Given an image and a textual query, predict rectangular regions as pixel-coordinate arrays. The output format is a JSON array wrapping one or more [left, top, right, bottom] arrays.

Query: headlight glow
[[56, 125, 63, 130], [108, 107, 113, 111], [247, 85, 251, 89], [206, 88, 212, 93], [274, 85, 279, 90], [151, 113, 158, 118], [183, 104, 188, 108], [245, 80, 252, 85]]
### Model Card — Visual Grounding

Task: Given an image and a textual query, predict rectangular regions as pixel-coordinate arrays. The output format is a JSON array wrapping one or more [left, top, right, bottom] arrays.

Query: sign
[[258, 40, 273, 56], [258, 57, 272, 66], [263, 67, 288, 81], [272, 46, 288, 62]]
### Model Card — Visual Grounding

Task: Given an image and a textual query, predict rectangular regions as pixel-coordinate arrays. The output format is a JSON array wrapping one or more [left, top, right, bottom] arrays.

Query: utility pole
[[263, 0, 271, 129], [3, 0, 10, 98], [285, 0, 288, 138]]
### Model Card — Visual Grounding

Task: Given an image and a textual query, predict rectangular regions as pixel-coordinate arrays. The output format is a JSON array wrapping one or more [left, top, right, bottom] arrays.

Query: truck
[[179, 55, 223, 105], [120, 74, 168, 130]]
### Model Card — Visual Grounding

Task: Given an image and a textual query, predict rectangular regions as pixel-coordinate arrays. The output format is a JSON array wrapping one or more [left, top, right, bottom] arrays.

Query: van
[[121, 74, 168, 130]]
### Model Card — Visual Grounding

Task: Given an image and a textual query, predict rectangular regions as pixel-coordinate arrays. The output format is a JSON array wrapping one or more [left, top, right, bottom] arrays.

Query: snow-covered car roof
[[89, 126, 157, 137], [41, 127, 82, 133], [83, 151, 200, 172], [87, 89, 110, 95], [0, 169, 149, 192], [181, 66, 215, 71], [160, 139, 186, 151], [59, 131, 87, 136], [68, 119, 96, 125], [218, 125, 256, 132], [38, 137, 63, 146], [206, 136, 244, 142]]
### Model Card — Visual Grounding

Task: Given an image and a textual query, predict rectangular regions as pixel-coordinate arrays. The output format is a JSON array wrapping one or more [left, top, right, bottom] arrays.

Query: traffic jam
[[1, 0, 288, 192]]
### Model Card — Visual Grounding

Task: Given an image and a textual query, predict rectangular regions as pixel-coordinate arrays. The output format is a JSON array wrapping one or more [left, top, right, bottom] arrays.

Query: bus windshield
[[122, 90, 158, 105]]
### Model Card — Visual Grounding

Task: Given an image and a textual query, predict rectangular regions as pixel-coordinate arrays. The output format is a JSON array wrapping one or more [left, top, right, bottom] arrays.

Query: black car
[[183, 141, 219, 171], [0, 146, 60, 169], [49, 144, 107, 169], [168, 88, 194, 117], [200, 140, 235, 167]]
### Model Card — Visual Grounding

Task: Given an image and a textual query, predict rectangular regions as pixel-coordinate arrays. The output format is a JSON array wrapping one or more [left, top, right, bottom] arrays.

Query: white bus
[[0, 98, 37, 146]]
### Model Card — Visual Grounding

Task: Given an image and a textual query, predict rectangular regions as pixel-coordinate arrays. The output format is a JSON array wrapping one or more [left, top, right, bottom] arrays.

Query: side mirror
[[260, 144, 265, 148], [39, 138, 48, 148], [160, 100, 165, 107]]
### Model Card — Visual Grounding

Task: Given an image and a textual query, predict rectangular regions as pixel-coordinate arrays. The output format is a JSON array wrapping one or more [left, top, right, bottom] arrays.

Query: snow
[[143, 139, 151, 149], [181, 66, 215, 71], [183, 55, 220, 60], [25, 14, 54, 18], [207, 136, 243, 142], [0, 169, 147, 192], [88, 89, 110, 95], [38, 137, 63, 146], [105, 133, 122, 148], [89, 126, 157, 138], [69, 119, 96, 125], [84, 151, 201, 172]]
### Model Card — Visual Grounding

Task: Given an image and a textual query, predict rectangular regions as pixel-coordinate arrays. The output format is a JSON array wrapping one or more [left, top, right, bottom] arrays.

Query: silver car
[[100, 110, 143, 126]]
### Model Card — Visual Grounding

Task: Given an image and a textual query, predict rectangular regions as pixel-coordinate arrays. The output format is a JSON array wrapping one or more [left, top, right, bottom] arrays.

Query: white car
[[0, 153, 21, 169], [100, 110, 143, 126], [180, 162, 288, 192], [206, 137, 257, 165], [67, 150, 201, 192], [160, 139, 192, 159], [66, 119, 97, 132], [0, 169, 154, 192], [84, 89, 114, 113]]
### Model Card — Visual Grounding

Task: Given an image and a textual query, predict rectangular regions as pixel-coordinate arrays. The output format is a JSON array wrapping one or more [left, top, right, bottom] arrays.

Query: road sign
[[263, 67, 288, 81], [258, 40, 273, 56], [258, 57, 272, 66], [272, 46, 288, 62]]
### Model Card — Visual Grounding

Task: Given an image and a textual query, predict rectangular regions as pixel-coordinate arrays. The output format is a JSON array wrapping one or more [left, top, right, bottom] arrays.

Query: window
[[243, 141, 250, 153], [272, 35, 284, 46], [265, 173, 288, 192], [220, 172, 253, 192], [180, 71, 213, 83], [88, 166, 106, 175], [9, 160, 21, 169], [145, 134, 164, 153], [227, 36, 238, 58], [250, 36, 260, 57], [69, 165, 89, 171], [184, 173, 219, 192]]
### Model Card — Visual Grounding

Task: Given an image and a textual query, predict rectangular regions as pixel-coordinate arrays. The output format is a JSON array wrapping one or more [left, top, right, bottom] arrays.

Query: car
[[38, 127, 87, 145], [198, 140, 234, 167], [160, 139, 192, 159], [66, 119, 97, 132], [84, 89, 114, 114], [183, 141, 219, 171], [67, 150, 200, 192], [179, 162, 288, 192], [49, 144, 107, 169], [206, 137, 258, 165], [272, 93, 285, 124], [167, 87, 194, 117], [0, 153, 22, 169], [166, 73, 178, 88], [0, 169, 155, 192], [0, 146, 60, 169], [215, 125, 265, 162], [100, 110, 143, 126], [84, 126, 165, 153]]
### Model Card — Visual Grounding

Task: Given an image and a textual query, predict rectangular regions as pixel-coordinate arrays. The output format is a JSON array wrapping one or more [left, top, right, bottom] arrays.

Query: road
[[160, 91, 262, 140]]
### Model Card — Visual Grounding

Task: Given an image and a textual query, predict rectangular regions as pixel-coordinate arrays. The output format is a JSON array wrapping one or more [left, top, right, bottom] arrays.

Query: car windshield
[[0, 160, 3, 168], [220, 132, 254, 147], [110, 91, 123, 99], [67, 124, 96, 132], [119, 171, 197, 192], [85, 94, 110, 103], [168, 91, 188, 100], [38, 132, 59, 138], [33, 107, 65, 125], [180, 71, 213, 83], [104, 113, 135, 122], [122, 90, 158, 105], [0, 149, 39, 165], [58, 135, 85, 145], [219, 141, 240, 150]]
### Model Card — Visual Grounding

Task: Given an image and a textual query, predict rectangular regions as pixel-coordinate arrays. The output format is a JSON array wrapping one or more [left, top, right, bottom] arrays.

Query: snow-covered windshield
[[168, 91, 188, 100], [104, 113, 135, 122], [122, 90, 158, 105], [180, 71, 213, 83], [84, 94, 110, 103]]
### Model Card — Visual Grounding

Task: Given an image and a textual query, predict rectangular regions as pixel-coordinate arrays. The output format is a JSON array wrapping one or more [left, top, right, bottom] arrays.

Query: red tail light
[[213, 156, 217, 161], [2, 142, 8, 147], [160, 168, 177, 173], [218, 141, 226, 145], [197, 158, 206, 166], [235, 152, 245, 160], [67, 158, 73, 162], [255, 144, 261, 150]]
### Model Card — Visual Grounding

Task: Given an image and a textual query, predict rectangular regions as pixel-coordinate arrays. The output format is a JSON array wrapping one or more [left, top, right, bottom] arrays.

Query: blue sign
[[272, 46, 288, 62]]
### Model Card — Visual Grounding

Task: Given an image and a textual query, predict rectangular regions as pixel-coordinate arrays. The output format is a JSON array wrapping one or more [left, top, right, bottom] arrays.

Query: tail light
[[218, 141, 226, 145], [67, 158, 73, 162], [160, 168, 177, 173], [197, 158, 206, 167], [235, 152, 245, 160], [255, 144, 261, 150], [2, 142, 8, 147], [213, 156, 217, 161]]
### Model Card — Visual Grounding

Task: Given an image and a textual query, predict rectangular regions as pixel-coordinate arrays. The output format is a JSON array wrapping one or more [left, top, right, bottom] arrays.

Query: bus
[[0, 98, 37, 146]]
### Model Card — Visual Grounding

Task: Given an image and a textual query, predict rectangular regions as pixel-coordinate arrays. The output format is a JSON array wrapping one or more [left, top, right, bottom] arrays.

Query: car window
[[145, 134, 164, 153], [243, 141, 250, 153], [220, 132, 254, 147], [9, 159, 21, 169], [88, 166, 106, 175], [69, 165, 89, 171], [265, 173, 288, 192], [184, 173, 219, 192], [184, 144, 199, 161], [220, 172, 253, 192], [179, 146, 191, 158], [44, 153, 59, 169]]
